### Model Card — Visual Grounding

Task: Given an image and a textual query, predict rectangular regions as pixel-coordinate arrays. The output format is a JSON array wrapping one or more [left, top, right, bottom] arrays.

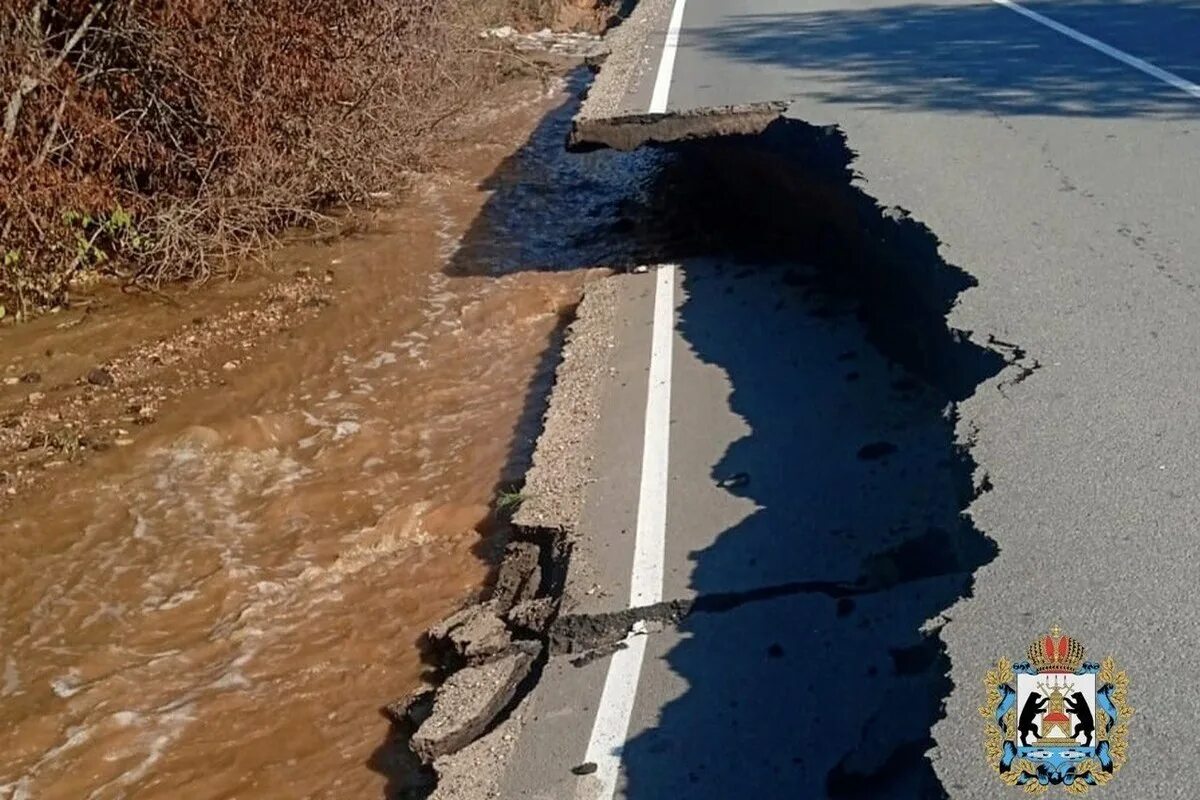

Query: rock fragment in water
[[86, 367, 114, 386], [384, 686, 436, 728]]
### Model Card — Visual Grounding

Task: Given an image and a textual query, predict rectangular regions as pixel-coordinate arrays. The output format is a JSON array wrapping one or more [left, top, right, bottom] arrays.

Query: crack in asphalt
[[552, 578, 863, 657], [552, 521, 990, 658], [987, 333, 1043, 397]]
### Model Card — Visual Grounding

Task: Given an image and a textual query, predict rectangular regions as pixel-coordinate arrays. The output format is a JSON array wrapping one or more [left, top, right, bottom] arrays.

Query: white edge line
[[577, 635, 650, 798], [577, 264, 675, 799], [649, 0, 690, 114], [993, 0, 1200, 100]]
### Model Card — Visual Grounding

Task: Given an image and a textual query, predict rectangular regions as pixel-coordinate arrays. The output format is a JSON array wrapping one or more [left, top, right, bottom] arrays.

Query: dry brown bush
[[1, 0, 520, 317]]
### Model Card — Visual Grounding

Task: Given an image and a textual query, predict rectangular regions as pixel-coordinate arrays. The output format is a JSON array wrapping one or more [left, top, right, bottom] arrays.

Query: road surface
[[501, 1, 1200, 797]]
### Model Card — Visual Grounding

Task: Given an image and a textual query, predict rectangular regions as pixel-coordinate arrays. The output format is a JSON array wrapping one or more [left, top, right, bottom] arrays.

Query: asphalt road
[[502, 1, 1200, 797]]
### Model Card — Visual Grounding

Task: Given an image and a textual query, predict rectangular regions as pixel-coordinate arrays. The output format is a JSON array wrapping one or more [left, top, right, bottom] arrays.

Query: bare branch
[[49, 1, 108, 74], [33, 88, 70, 167], [3, 0, 106, 142]]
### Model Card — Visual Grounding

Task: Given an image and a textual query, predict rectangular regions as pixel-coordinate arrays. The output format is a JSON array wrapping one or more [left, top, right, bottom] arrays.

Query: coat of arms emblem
[[981, 626, 1131, 791]]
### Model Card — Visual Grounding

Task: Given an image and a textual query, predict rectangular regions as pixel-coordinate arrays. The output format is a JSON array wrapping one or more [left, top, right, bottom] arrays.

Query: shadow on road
[[692, 0, 1200, 118], [619, 257, 994, 798]]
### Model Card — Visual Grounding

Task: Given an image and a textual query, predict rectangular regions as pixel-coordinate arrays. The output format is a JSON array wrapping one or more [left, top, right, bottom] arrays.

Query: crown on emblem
[[1026, 624, 1085, 673]]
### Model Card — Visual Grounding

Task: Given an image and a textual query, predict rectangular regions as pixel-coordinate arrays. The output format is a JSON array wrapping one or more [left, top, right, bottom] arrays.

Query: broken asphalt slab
[[568, 0, 787, 150], [379, 276, 629, 796], [428, 602, 514, 666], [570, 101, 789, 151], [412, 643, 540, 764]]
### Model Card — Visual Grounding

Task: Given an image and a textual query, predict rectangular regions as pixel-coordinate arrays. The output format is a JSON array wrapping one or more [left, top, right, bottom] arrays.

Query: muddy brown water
[[0, 73, 655, 799]]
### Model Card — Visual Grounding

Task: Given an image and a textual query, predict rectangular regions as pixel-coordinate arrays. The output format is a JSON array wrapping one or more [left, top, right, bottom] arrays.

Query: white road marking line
[[992, 0, 1200, 100], [578, 635, 649, 798], [649, 0, 690, 113], [630, 265, 674, 608], [576, 264, 675, 799]]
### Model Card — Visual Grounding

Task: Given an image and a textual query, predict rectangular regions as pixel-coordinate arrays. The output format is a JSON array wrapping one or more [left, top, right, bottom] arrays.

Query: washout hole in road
[[192, 0, 1188, 791], [8, 0, 1135, 796], [558, 123, 1011, 797], [299, 7, 1048, 793]]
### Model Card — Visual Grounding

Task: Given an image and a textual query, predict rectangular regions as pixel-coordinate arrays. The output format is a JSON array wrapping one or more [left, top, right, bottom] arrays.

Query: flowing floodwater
[[0, 74, 660, 799]]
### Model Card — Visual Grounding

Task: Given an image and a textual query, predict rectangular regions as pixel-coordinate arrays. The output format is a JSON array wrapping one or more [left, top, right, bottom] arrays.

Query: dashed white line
[[993, 0, 1200, 100], [649, 0, 690, 113], [576, 264, 675, 799]]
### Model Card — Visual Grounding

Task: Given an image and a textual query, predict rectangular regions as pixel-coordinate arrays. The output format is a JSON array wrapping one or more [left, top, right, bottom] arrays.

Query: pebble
[[86, 367, 114, 386], [717, 472, 750, 489]]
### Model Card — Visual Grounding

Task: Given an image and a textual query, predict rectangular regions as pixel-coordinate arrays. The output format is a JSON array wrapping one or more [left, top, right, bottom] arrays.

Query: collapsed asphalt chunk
[[491, 540, 543, 612], [411, 642, 540, 764], [427, 601, 513, 667], [506, 596, 557, 637]]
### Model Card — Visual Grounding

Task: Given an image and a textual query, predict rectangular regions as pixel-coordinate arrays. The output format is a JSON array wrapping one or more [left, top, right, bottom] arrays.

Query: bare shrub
[[1, 0, 503, 316]]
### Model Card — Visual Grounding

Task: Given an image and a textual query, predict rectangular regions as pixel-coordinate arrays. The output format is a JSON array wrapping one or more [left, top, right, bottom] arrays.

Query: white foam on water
[[50, 670, 84, 699], [84, 704, 195, 800], [364, 351, 397, 369], [4, 723, 93, 797], [333, 421, 361, 440], [2, 657, 20, 697]]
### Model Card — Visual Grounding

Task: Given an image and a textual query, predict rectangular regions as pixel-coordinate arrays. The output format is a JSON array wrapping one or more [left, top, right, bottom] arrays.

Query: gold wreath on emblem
[[979, 628, 1131, 794]]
